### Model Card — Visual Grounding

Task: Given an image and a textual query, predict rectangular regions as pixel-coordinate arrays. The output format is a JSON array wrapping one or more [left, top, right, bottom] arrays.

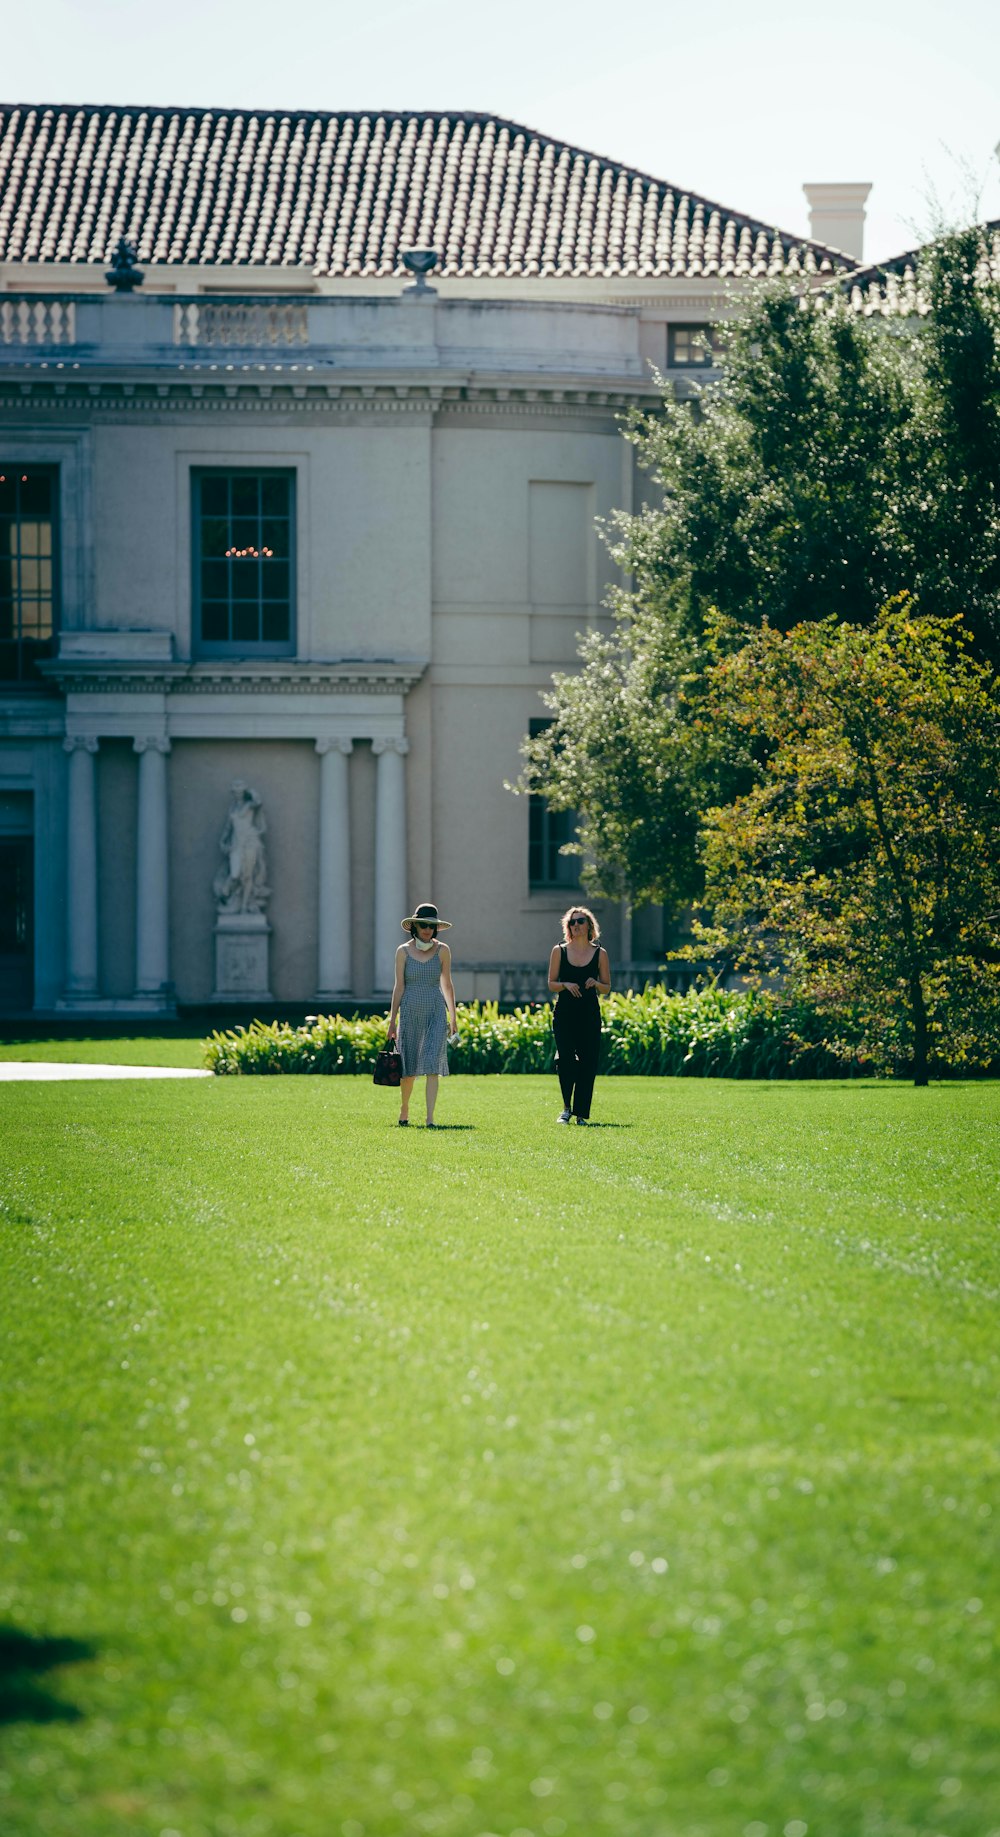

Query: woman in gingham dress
[[387, 902, 459, 1127]]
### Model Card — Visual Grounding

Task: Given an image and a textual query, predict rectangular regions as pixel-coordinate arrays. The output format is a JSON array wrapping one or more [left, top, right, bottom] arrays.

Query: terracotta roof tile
[[842, 222, 1000, 315], [0, 103, 850, 281]]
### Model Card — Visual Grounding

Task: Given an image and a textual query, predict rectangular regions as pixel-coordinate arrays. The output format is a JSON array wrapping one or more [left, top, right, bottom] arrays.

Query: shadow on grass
[[422, 1124, 476, 1131], [0, 1627, 96, 1725]]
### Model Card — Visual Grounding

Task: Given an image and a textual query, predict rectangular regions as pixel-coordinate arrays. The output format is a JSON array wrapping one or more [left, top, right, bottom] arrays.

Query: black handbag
[[373, 1043, 403, 1088]]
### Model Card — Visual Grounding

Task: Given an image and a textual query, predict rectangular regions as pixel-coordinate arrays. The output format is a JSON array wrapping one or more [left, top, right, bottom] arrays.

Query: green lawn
[[0, 1035, 206, 1067], [1, 1076, 997, 1837]]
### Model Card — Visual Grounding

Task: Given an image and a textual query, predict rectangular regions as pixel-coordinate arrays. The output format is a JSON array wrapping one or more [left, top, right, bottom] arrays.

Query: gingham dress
[[398, 947, 449, 1077]]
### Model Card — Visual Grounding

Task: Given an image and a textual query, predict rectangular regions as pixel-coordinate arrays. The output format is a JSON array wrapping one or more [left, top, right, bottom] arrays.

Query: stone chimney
[[802, 183, 873, 263]]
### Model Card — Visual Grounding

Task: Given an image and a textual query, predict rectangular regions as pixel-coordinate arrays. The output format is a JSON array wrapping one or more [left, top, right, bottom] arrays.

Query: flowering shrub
[[203, 986, 856, 1078]]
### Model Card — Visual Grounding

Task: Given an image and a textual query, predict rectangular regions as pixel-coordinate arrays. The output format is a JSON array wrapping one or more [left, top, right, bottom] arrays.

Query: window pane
[[232, 602, 260, 642], [201, 559, 228, 600], [231, 476, 259, 516], [261, 602, 289, 642], [201, 601, 228, 642], [670, 324, 715, 366], [260, 476, 288, 515], [231, 568, 258, 602], [0, 464, 58, 681], [262, 560, 289, 600], [19, 474, 51, 516], [201, 516, 229, 559], [195, 469, 293, 654], [200, 476, 228, 516]]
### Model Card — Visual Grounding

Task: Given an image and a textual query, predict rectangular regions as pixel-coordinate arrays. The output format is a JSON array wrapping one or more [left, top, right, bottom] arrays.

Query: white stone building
[[0, 105, 873, 1016]]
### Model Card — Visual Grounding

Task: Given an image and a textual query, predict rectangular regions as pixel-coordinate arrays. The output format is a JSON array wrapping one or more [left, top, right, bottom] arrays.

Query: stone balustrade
[[0, 296, 76, 345], [495, 961, 703, 1004], [0, 290, 645, 380], [173, 299, 310, 348]]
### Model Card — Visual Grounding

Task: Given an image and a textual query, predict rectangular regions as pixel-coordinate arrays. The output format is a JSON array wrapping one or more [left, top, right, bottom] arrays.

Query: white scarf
[[414, 937, 437, 952]]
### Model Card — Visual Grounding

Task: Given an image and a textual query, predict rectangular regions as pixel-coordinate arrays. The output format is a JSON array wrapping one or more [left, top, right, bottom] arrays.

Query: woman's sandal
[[398, 1118, 409, 1127]]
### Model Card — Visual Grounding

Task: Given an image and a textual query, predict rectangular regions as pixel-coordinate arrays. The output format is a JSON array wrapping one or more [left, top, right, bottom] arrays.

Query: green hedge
[[203, 986, 855, 1078]]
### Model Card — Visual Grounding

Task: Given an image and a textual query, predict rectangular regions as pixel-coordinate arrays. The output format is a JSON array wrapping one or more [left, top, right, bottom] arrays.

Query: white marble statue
[[213, 781, 270, 915]]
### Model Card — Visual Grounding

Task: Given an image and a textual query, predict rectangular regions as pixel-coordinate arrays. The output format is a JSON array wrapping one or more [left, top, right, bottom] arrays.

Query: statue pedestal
[[212, 911, 272, 1001]]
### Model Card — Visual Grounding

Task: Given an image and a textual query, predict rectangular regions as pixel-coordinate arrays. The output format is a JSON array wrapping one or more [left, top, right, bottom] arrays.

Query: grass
[[1, 1074, 998, 1837], [0, 1035, 206, 1068]]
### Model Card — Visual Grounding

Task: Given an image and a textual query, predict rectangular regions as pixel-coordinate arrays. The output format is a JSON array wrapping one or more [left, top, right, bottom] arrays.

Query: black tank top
[[556, 943, 601, 1008]]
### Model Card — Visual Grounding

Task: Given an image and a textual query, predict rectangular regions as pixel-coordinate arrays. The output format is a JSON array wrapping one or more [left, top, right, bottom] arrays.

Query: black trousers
[[553, 998, 601, 1119]]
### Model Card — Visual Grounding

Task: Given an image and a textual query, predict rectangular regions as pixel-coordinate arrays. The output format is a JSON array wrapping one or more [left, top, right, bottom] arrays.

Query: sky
[[4, 0, 1000, 265]]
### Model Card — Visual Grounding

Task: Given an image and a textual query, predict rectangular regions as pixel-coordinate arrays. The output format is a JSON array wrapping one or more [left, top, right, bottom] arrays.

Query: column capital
[[315, 737, 354, 757], [63, 735, 99, 755], [133, 735, 171, 755], [372, 735, 410, 757]]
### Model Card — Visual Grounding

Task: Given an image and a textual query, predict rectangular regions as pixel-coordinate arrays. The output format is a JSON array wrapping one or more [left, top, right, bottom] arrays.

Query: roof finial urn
[[401, 248, 440, 295], [105, 238, 145, 292]]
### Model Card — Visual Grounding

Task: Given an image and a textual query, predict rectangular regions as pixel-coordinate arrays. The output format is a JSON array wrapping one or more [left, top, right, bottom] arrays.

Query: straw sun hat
[[401, 901, 452, 930]]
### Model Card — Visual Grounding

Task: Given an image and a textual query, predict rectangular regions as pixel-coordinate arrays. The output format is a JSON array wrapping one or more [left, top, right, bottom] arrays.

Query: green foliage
[[913, 228, 1000, 659], [690, 600, 1000, 1085], [204, 985, 852, 1079], [622, 289, 915, 639], [520, 229, 1000, 908], [517, 611, 720, 909]]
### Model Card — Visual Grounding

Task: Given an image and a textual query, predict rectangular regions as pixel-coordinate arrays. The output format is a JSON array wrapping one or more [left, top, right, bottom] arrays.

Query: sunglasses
[[569, 916, 589, 926]]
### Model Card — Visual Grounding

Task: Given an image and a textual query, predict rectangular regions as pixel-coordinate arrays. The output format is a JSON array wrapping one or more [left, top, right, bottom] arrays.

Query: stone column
[[133, 737, 172, 1003], [63, 736, 99, 999], [316, 738, 353, 998], [372, 736, 409, 992]]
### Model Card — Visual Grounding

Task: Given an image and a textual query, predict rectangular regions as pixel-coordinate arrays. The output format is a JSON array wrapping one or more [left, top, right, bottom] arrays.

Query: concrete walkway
[[0, 1062, 212, 1080]]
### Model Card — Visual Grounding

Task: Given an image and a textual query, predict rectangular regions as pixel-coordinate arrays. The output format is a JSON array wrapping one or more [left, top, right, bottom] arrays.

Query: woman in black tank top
[[547, 905, 611, 1124]]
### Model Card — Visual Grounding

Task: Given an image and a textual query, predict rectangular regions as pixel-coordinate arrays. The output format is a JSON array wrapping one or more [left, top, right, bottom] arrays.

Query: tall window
[[0, 467, 57, 684], [667, 324, 719, 368], [193, 470, 295, 656], [528, 719, 581, 890]]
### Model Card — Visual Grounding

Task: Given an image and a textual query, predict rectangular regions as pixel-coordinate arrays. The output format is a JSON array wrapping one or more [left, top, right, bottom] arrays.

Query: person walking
[[387, 902, 458, 1127], [548, 906, 611, 1125]]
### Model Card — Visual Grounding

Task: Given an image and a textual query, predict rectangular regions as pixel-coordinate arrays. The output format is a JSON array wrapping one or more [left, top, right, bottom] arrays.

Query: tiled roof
[[843, 221, 1000, 315], [0, 104, 850, 281]]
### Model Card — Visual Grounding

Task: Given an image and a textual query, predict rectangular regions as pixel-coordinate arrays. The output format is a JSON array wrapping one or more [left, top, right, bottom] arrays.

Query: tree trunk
[[910, 969, 930, 1087]]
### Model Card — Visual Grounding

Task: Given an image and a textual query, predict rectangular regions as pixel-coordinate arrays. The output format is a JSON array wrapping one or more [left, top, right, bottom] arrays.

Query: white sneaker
[[557, 1108, 571, 1123]]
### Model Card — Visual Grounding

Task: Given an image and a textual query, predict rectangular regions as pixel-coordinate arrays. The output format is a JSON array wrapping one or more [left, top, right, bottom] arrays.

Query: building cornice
[[39, 658, 429, 696], [0, 373, 656, 416]]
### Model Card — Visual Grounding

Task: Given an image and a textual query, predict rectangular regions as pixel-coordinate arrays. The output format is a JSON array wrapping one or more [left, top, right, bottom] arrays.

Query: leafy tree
[[517, 611, 720, 910], [687, 601, 1000, 1084], [520, 229, 1000, 909], [911, 227, 1000, 662]]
